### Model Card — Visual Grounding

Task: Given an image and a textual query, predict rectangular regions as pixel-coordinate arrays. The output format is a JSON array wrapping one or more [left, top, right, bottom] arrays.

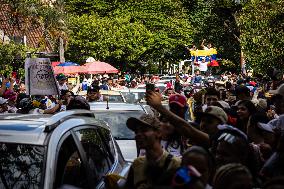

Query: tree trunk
[[59, 37, 65, 63]]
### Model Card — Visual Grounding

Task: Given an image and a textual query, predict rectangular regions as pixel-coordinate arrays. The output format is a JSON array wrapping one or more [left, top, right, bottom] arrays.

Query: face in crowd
[[58, 78, 66, 86], [237, 100, 256, 121], [61, 90, 73, 105], [87, 86, 101, 102], [200, 115, 221, 137], [205, 95, 218, 106], [134, 126, 161, 150]]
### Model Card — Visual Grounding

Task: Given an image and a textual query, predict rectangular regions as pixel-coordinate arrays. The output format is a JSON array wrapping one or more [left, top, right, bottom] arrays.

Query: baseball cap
[[126, 114, 160, 132], [57, 74, 67, 81], [0, 97, 8, 105], [257, 123, 274, 133], [169, 94, 187, 108], [199, 106, 228, 124], [269, 83, 284, 96]]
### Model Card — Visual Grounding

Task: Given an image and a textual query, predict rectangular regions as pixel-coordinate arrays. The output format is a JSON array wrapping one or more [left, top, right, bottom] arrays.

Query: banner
[[25, 58, 59, 95]]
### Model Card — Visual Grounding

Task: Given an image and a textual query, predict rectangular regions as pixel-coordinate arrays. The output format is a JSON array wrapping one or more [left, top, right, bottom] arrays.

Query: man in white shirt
[[57, 74, 68, 91], [199, 57, 208, 72]]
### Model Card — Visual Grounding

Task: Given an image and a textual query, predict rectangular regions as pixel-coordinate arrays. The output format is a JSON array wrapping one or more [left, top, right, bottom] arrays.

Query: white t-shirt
[[139, 140, 182, 157], [161, 140, 182, 157], [199, 61, 208, 72], [58, 83, 68, 91]]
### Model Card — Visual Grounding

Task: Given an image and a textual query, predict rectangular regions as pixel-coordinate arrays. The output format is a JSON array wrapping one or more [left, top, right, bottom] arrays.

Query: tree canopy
[[65, 0, 193, 72], [1, 0, 284, 74], [238, 0, 284, 73]]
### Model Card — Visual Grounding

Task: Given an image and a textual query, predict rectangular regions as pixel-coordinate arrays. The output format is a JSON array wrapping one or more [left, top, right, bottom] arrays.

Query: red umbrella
[[53, 66, 84, 75], [81, 61, 119, 74]]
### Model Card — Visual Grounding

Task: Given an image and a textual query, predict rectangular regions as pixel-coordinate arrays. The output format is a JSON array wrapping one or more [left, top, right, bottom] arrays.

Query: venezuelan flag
[[190, 48, 219, 67]]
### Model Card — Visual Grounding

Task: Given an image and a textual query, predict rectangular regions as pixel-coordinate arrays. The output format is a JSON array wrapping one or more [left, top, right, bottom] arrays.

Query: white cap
[[268, 115, 284, 131], [257, 122, 274, 133]]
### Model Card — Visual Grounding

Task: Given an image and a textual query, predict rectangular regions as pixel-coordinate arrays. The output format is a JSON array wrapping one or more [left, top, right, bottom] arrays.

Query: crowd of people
[[122, 73, 284, 189], [0, 69, 284, 188]]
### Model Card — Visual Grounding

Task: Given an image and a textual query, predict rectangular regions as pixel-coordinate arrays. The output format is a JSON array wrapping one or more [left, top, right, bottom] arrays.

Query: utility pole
[[59, 37, 65, 63]]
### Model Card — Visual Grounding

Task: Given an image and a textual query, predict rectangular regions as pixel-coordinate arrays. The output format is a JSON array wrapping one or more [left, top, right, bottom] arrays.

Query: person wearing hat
[[168, 94, 188, 120], [198, 106, 228, 139], [57, 74, 68, 91], [87, 85, 106, 102], [125, 114, 181, 189], [146, 91, 211, 148]]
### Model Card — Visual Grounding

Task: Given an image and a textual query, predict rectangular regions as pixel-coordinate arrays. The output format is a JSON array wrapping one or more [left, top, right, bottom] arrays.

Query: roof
[[0, 110, 105, 145], [0, 114, 48, 145], [0, 4, 53, 52], [90, 102, 145, 111]]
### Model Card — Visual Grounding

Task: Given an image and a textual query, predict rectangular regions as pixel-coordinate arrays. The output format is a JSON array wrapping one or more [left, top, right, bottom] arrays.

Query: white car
[[90, 102, 150, 161]]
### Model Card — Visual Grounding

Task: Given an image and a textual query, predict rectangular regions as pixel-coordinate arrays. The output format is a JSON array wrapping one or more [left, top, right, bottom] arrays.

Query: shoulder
[[132, 156, 146, 167], [168, 156, 181, 170]]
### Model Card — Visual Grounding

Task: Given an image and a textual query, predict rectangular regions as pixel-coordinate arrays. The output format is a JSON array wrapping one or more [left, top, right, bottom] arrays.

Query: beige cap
[[199, 106, 228, 124], [127, 114, 160, 132]]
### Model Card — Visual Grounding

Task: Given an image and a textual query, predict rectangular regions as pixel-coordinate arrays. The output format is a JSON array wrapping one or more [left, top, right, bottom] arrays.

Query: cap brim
[[257, 123, 274, 133], [197, 112, 224, 123], [126, 117, 156, 132], [169, 101, 185, 108]]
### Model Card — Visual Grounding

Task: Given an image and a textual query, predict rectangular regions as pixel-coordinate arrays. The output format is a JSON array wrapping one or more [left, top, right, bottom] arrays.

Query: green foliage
[[65, 0, 193, 71], [238, 0, 284, 73], [66, 15, 153, 70], [182, 0, 242, 70], [65, 0, 117, 16], [0, 43, 29, 75]]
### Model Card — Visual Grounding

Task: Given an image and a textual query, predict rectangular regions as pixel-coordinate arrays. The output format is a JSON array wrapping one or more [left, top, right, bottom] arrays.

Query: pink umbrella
[[52, 61, 60, 67], [53, 66, 84, 75], [81, 61, 119, 74]]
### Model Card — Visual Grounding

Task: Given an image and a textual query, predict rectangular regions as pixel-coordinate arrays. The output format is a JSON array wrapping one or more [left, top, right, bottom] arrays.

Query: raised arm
[[146, 91, 210, 147]]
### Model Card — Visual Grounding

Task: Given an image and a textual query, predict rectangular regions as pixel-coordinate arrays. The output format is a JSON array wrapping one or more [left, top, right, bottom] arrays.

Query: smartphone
[[146, 83, 155, 92]]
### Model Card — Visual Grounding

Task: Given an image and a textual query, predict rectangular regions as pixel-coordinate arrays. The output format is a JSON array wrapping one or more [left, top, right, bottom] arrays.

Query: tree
[[2, 0, 67, 51], [182, 0, 244, 71], [0, 42, 29, 77], [238, 0, 284, 73], [65, 0, 193, 72]]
